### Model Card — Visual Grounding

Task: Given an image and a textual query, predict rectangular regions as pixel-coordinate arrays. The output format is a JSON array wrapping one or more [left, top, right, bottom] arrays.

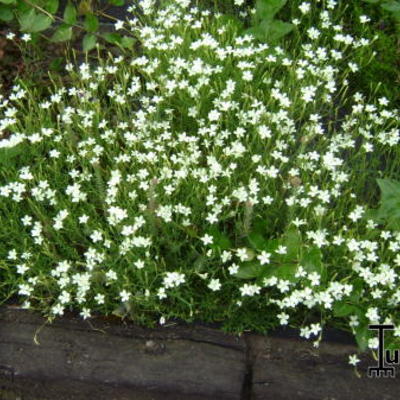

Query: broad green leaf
[[206, 227, 232, 251], [267, 20, 294, 42], [280, 227, 301, 262], [301, 247, 326, 282], [256, 0, 287, 21], [102, 32, 122, 44], [50, 24, 72, 42], [262, 263, 298, 282], [236, 262, 262, 279], [45, 0, 59, 14], [248, 232, 267, 250], [193, 255, 207, 273], [16, 1, 29, 13], [333, 302, 360, 317], [82, 33, 97, 51], [63, 1, 76, 25], [0, 4, 13, 21], [374, 178, 400, 229], [381, 1, 400, 12], [348, 279, 364, 302], [121, 36, 135, 49], [0, 0, 16, 5], [84, 13, 99, 32], [19, 9, 53, 32]]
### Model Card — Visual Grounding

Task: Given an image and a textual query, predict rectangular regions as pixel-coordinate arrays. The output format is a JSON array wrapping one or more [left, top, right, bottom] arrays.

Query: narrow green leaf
[[50, 24, 72, 42], [355, 323, 370, 352], [82, 33, 97, 52], [63, 0, 76, 25], [84, 13, 99, 32], [108, 0, 125, 5], [0, 0, 16, 5]]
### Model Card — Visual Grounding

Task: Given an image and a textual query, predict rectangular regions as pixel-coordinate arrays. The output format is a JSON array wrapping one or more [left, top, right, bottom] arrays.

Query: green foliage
[[237, 227, 326, 286], [364, 0, 400, 19], [19, 8, 53, 32], [246, 0, 294, 42], [50, 24, 73, 42], [82, 32, 97, 51], [368, 178, 400, 229], [0, 0, 131, 53]]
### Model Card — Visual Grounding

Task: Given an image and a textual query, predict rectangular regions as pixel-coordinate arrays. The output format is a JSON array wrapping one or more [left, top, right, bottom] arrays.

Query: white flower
[[52, 303, 64, 316], [115, 20, 124, 30], [308, 272, 321, 286], [201, 234, 214, 245], [208, 278, 221, 291], [239, 283, 261, 297], [236, 248, 250, 261], [257, 251, 271, 265], [21, 33, 31, 42], [277, 312, 289, 325], [299, 2, 311, 14], [79, 214, 89, 224], [228, 263, 239, 275], [163, 271, 185, 289], [368, 337, 379, 350], [90, 230, 103, 243], [348, 354, 360, 366], [80, 308, 91, 319], [95, 293, 105, 304], [120, 289, 130, 302]]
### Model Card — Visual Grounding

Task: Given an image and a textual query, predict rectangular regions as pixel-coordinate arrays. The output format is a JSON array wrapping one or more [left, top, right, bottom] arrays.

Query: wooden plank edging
[[0, 307, 399, 399]]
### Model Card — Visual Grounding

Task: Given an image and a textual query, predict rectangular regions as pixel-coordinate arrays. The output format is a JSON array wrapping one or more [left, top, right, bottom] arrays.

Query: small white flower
[[348, 354, 360, 366], [201, 234, 213, 245], [115, 20, 124, 30], [94, 293, 105, 304], [257, 251, 271, 265], [80, 308, 91, 319], [21, 33, 31, 42], [79, 214, 89, 224], [120, 289, 130, 302], [208, 278, 221, 291], [277, 312, 289, 325]]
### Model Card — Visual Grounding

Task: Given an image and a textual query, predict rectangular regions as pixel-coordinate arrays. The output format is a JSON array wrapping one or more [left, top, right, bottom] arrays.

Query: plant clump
[[1, 0, 400, 363]]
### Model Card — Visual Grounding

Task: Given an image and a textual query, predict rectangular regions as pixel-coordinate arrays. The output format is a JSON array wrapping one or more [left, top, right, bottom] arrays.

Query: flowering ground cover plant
[[1, 0, 400, 368]]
